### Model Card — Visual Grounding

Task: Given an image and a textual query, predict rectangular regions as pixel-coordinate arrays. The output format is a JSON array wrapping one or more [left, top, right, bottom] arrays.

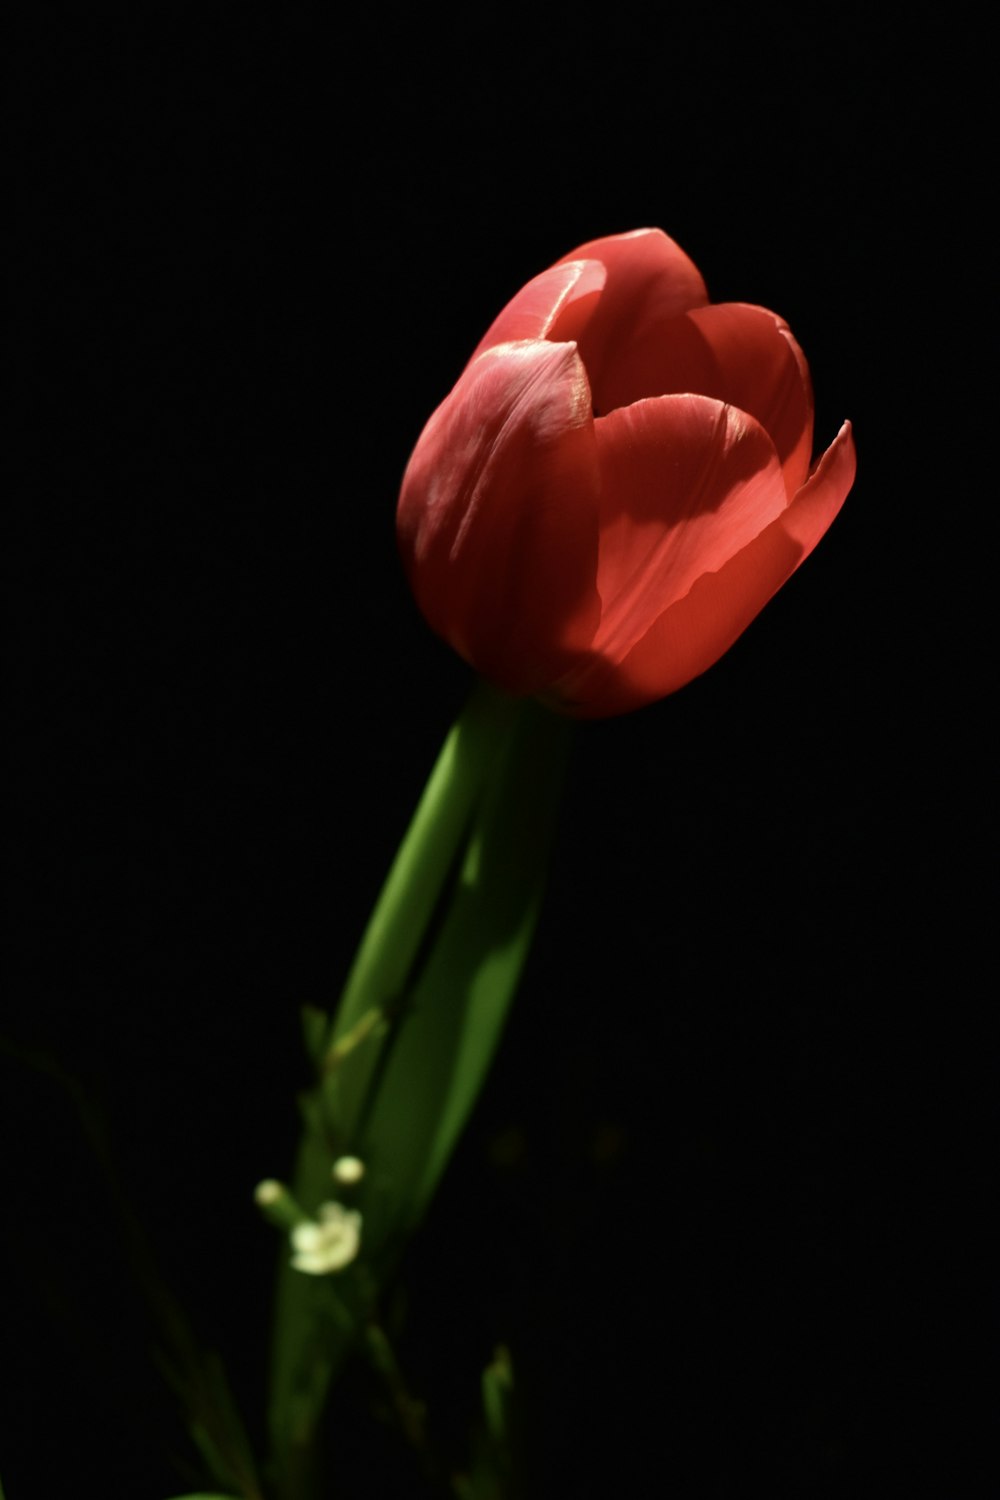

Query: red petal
[[588, 395, 789, 669], [397, 340, 602, 694], [561, 421, 856, 716], [555, 229, 709, 406], [597, 302, 815, 497], [467, 259, 607, 365]]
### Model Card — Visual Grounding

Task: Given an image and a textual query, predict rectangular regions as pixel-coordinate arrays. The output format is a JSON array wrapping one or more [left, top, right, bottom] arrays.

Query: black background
[[6, 5, 988, 1498]]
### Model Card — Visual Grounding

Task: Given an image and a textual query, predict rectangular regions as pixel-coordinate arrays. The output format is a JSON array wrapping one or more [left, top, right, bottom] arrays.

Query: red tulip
[[397, 229, 855, 717]]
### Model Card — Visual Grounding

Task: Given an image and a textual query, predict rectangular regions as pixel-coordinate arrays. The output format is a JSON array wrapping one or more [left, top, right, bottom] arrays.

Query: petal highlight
[[467, 259, 607, 365], [561, 421, 856, 716], [589, 395, 789, 668], [397, 340, 602, 694]]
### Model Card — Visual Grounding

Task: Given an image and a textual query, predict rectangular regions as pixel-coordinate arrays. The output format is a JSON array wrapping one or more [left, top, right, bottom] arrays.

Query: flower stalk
[[265, 680, 572, 1500]]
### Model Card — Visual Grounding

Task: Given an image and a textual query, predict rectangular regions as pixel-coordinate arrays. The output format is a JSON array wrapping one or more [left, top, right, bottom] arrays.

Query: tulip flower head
[[397, 229, 855, 717]]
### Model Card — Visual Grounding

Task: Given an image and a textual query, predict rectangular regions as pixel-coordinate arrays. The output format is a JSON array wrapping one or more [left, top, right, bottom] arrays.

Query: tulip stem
[[320, 679, 525, 1143], [267, 679, 527, 1499], [267, 681, 574, 1500]]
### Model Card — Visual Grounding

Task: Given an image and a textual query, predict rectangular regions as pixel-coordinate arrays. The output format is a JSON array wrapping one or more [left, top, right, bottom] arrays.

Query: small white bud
[[254, 1178, 306, 1231], [332, 1155, 365, 1186]]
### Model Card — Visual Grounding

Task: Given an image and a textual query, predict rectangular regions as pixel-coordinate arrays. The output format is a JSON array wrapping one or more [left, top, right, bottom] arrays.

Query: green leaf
[[454, 1345, 522, 1500], [299, 1004, 328, 1066], [267, 684, 524, 1483], [322, 681, 525, 1146], [265, 687, 571, 1494], [482, 1344, 515, 1448], [153, 1344, 262, 1500], [359, 700, 572, 1250]]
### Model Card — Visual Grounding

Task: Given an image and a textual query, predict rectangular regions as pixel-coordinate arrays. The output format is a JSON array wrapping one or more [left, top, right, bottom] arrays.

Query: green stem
[[363, 1320, 442, 1485], [267, 681, 526, 1499], [321, 679, 524, 1144]]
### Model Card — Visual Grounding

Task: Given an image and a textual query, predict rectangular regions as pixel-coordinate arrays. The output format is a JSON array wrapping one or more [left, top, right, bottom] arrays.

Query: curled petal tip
[[468, 258, 607, 365]]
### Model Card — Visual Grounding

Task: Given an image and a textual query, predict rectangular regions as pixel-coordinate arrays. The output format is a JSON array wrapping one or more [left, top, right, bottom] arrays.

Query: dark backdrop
[[6, 6, 986, 1498]]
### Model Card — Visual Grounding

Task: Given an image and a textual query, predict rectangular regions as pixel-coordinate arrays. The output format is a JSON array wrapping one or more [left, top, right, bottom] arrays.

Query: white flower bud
[[331, 1155, 365, 1186], [290, 1201, 362, 1275]]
